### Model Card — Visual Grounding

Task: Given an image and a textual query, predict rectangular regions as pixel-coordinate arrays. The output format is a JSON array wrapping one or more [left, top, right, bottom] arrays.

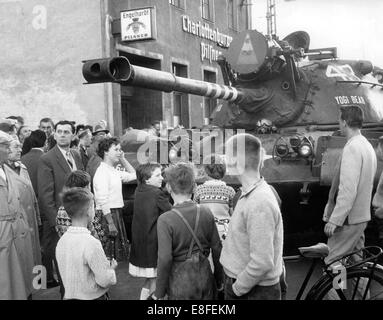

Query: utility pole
[[266, 0, 277, 38], [242, 0, 255, 30]]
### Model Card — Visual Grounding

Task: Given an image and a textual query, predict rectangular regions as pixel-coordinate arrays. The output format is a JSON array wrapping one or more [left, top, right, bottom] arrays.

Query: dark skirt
[[93, 208, 129, 262]]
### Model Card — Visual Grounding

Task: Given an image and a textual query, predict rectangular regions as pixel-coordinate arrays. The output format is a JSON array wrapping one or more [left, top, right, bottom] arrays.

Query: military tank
[[82, 29, 383, 253]]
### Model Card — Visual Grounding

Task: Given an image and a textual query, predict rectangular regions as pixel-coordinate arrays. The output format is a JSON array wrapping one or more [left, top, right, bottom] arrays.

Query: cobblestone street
[[33, 259, 323, 300]]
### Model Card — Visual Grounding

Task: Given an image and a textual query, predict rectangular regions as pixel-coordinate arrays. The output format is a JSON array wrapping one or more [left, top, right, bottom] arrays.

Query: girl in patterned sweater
[[56, 170, 99, 239], [194, 154, 235, 242]]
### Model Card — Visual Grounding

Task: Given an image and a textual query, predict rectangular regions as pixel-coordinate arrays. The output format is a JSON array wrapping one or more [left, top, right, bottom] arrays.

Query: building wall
[[0, 0, 248, 134], [0, 0, 106, 130], [110, 0, 247, 130]]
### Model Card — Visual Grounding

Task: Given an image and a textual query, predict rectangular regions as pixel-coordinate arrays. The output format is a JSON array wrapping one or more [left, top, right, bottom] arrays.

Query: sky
[[251, 0, 383, 67]]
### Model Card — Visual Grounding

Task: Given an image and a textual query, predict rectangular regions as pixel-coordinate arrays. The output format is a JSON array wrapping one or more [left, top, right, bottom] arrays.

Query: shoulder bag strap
[[172, 205, 203, 258]]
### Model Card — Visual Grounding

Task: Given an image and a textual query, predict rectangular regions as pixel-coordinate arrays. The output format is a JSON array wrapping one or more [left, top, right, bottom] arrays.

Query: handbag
[[168, 205, 216, 300]]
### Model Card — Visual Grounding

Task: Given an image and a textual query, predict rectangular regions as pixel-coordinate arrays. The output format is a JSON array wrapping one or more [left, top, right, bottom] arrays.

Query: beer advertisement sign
[[121, 7, 156, 42]]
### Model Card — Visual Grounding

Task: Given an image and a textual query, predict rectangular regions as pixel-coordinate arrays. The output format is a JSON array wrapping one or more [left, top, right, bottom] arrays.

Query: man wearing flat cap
[[92, 124, 109, 137], [0, 118, 18, 139], [77, 128, 92, 169]]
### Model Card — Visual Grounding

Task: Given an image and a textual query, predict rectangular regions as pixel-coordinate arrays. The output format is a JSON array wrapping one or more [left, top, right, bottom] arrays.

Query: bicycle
[[284, 243, 383, 300]]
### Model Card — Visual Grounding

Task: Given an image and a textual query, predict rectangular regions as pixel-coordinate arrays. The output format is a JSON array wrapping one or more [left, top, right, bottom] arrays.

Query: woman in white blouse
[[93, 137, 136, 261]]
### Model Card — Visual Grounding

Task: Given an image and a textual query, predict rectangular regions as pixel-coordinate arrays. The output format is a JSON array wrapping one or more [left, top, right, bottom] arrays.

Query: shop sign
[[182, 15, 233, 63], [121, 7, 157, 42]]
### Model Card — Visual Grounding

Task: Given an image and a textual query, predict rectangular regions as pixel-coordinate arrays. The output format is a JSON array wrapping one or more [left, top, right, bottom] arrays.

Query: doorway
[[119, 52, 162, 130]]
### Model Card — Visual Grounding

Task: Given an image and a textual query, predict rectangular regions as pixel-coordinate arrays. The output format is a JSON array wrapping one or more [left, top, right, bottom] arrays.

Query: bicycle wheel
[[308, 267, 383, 300]]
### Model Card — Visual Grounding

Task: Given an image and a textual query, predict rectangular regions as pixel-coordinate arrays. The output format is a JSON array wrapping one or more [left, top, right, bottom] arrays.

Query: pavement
[[33, 258, 323, 300]]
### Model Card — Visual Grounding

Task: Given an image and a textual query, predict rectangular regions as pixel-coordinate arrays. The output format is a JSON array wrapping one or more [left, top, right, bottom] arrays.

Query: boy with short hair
[[56, 170, 102, 240], [56, 187, 117, 300], [220, 134, 284, 300], [154, 163, 224, 300]]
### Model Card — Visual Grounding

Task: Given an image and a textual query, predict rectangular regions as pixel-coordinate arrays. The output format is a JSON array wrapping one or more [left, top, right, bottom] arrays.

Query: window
[[228, 0, 237, 30], [169, 0, 184, 9], [172, 63, 189, 128], [202, 0, 214, 21], [203, 70, 217, 120]]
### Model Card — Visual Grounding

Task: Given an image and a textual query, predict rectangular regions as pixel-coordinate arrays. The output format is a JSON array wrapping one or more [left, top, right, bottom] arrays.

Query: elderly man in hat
[[6, 135, 41, 269], [0, 130, 35, 299], [77, 128, 92, 169], [0, 118, 18, 140]]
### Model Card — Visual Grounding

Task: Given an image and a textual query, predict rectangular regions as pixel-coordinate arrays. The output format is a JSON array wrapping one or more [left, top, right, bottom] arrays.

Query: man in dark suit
[[37, 120, 84, 294], [86, 125, 109, 183], [77, 128, 92, 169], [21, 130, 46, 197], [39, 117, 55, 152]]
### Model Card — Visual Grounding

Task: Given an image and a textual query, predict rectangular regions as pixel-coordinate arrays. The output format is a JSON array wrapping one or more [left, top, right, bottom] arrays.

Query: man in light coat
[[0, 131, 35, 299], [323, 105, 377, 265]]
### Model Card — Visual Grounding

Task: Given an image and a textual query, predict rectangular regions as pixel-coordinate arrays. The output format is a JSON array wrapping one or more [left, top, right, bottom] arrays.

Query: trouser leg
[[41, 222, 56, 282], [325, 223, 368, 300], [325, 222, 367, 265]]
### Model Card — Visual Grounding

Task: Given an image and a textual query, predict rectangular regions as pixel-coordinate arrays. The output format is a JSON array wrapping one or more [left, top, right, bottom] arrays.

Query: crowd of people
[[1, 104, 383, 300]]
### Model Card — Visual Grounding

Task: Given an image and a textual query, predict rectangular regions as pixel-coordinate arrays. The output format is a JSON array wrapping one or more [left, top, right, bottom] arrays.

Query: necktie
[[66, 152, 74, 170], [0, 165, 6, 182]]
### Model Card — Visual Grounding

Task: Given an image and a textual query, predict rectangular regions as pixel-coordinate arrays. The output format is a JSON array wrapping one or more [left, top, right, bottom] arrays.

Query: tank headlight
[[169, 148, 178, 162], [290, 136, 301, 149], [298, 143, 312, 157], [275, 144, 289, 157]]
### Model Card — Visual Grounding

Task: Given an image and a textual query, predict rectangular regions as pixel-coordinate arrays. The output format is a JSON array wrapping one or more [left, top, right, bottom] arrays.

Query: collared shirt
[[0, 165, 6, 182], [80, 145, 88, 157], [31, 148, 44, 152], [57, 145, 77, 171], [6, 161, 21, 175], [238, 178, 263, 199]]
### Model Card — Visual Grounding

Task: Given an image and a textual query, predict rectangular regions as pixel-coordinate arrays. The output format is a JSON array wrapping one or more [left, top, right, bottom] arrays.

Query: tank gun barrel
[[82, 56, 244, 103]]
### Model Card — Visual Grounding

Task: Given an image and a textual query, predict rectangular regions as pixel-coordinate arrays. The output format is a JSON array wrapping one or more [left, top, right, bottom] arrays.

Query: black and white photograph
[[1, 0, 383, 313]]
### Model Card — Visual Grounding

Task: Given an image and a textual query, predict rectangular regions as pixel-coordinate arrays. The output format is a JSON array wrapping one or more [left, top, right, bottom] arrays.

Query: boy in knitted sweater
[[220, 134, 284, 300], [56, 187, 117, 300]]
